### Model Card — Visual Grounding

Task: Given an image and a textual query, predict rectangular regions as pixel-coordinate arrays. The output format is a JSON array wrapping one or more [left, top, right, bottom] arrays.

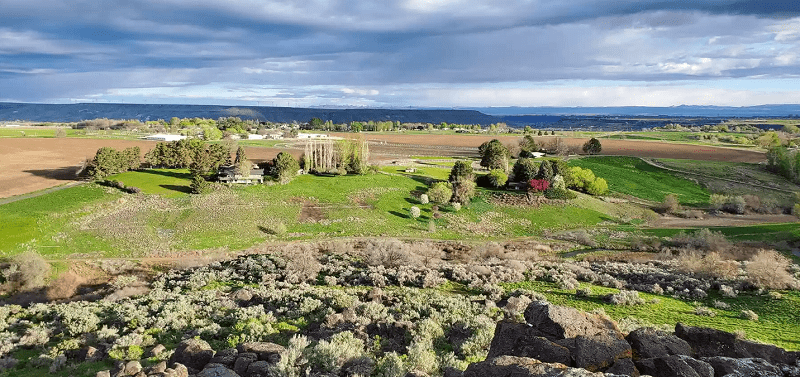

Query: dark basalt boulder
[[487, 321, 571, 365], [626, 327, 692, 359], [557, 335, 632, 372], [701, 356, 783, 377], [635, 355, 713, 377], [169, 339, 215, 372], [675, 323, 800, 365], [524, 301, 623, 342], [463, 355, 607, 377], [236, 342, 285, 364]]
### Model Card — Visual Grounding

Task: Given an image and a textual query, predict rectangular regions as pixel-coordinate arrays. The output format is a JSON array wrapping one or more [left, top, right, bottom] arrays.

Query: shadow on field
[[388, 210, 409, 219], [24, 166, 81, 181], [138, 169, 192, 180], [159, 184, 192, 194]]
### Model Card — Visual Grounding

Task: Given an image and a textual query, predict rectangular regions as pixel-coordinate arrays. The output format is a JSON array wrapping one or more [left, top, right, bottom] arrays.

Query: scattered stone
[[236, 342, 285, 363], [124, 360, 142, 375], [149, 361, 167, 374], [172, 363, 189, 377], [150, 344, 166, 357], [198, 363, 241, 377], [79, 346, 101, 361], [169, 339, 215, 371], [233, 353, 258, 376], [342, 356, 375, 376], [97, 371, 111, 377], [245, 360, 271, 376], [210, 348, 239, 367]]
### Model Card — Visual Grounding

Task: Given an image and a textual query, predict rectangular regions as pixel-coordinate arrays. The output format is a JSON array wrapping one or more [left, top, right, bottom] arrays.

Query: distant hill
[[0, 103, 502, 125], [470, 104, 800, 117]]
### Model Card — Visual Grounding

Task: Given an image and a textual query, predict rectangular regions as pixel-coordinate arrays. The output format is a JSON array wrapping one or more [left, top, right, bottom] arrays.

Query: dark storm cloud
[[0, 0, 799, 105]]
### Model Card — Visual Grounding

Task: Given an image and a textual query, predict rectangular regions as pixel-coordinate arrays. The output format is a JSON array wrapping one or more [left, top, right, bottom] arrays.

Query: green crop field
[[570, 156, 711, 206], [641, 223, 800, 242]]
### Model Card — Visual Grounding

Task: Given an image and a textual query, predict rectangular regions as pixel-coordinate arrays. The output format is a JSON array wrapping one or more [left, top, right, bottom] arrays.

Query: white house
[[297, 133, 328, 139], [247, 134, 266, 140], [142, 134, 187, 142]]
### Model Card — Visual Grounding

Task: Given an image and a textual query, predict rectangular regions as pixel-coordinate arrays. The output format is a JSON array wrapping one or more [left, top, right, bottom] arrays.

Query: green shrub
[[512, 158, 538, 182], [487, 169, 508, 188], [427, 182, 453, 204]]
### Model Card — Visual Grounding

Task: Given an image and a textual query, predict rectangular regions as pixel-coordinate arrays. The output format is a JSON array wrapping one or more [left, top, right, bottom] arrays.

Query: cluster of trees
[[144, 139, 231, 173], [766, 146, 800, 184], [85, 146, 141, 179], [302, 137, 370, 175]]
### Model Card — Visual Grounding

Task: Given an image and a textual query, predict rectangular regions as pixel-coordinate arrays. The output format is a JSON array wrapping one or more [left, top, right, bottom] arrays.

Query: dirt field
[[0, 133, 766, 199], [0, 138, 294, 199], [329, 133, 766, 163]]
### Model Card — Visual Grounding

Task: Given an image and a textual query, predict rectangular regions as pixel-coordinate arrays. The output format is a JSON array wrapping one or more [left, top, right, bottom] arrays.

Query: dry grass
[[745, 250, 798, 290], [46, 270, 85, 300]]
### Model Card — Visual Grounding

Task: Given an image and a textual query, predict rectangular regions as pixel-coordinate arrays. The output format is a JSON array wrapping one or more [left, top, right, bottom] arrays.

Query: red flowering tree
[[528, 179, 550, 193]]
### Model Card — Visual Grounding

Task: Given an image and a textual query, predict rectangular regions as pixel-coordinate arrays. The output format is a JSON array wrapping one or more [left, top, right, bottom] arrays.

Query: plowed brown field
[[0, 138, 295, 199], [1, 134, 764, 199], [330, 133, 766, 163]]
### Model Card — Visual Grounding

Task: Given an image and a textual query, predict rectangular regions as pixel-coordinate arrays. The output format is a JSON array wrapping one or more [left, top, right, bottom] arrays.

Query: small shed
[[404, 167, 417, 173]]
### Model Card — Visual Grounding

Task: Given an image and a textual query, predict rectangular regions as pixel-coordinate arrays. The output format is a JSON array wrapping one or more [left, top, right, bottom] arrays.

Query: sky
[[1, 0, 800, 108]]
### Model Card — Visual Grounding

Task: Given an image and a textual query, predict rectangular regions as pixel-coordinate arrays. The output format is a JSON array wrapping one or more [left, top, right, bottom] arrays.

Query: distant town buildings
[[142, 134, 187, 142]]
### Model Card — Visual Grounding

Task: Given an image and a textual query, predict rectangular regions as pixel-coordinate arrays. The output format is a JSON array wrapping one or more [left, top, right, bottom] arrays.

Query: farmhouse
[[217, 166, 264, 184], [142, 134, 187, 142], [297, 133, 329, 139]]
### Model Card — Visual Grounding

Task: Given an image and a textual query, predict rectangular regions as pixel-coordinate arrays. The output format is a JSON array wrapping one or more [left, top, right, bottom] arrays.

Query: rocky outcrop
[[473, 302, 800, 377], [675, 323, 800, 366], [626, 327, 692, 359], [464, 356, 606, 377]]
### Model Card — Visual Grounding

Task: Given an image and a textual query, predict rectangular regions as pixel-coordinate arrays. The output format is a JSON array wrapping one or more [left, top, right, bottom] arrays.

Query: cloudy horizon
[[2, 1, 800, 108]]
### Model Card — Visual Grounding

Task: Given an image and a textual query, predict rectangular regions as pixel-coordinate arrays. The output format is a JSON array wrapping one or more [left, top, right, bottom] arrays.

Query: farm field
[[0, 138, 294, 199], [328, 132, 766, 162]]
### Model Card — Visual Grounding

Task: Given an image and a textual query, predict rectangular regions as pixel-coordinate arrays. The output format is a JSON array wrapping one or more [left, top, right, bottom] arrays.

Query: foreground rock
[[464, 356, 608, 377], [473, 301, 800, 377], [169, 339, 215, 373]]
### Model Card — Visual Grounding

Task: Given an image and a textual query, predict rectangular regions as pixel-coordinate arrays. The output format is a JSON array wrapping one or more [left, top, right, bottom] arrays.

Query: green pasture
[[570, 156, 711, 206], [0, 168, 614, 258], [640, 223, 800, 243], [107, 168, 193, 198], [503, 280, 800, 351]]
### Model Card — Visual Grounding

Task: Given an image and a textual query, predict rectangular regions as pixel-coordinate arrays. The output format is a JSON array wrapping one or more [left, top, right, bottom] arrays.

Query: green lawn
[[108, 169, 193, 198], [570, 156, 711, 206], [503, 280, 800, 351]]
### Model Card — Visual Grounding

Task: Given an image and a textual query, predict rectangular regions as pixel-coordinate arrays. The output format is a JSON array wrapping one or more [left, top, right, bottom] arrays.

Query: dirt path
[[648, 213, 797, 228]]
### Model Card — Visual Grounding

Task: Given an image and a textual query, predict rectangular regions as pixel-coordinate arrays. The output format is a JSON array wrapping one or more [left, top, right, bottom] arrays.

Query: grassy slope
[[504, 281, 800, 351], [570, 156, 711, 206], [0, 169, 613, 258], [0, 185, 117, 257], [641, 223, 800, 243]]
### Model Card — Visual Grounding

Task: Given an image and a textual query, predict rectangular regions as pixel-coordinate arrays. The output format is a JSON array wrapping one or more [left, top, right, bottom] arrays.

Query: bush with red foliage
[[528, 179, 550, 193]]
